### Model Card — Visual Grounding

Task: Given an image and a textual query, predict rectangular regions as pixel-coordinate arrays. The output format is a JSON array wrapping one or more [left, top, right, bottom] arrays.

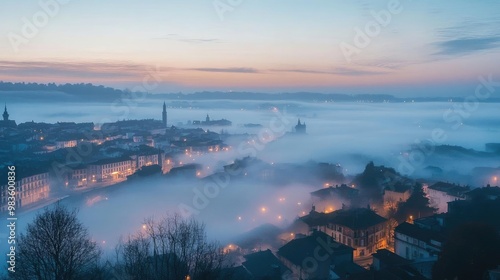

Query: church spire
[[3, 103, 9, 121], [162, 101, 167, 127]]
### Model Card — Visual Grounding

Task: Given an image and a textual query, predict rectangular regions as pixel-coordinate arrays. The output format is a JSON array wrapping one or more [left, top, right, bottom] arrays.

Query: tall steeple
[[3, 104, 9, 121], [162, 101, 167, 127]]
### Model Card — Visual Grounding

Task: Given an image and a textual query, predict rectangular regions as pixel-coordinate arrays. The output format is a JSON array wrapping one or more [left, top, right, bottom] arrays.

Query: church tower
[[295, 118, 306, 134], [162, 101, 167, 127], [3, 104, 9, 121]]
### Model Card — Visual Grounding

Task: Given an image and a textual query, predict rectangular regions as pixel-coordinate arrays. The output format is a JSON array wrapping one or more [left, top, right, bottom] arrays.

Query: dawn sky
[[1, 0, 499, 96]]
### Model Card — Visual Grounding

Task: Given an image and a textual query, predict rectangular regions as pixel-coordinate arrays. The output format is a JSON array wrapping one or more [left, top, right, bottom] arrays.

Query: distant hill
[[2, 81, 500, 103]]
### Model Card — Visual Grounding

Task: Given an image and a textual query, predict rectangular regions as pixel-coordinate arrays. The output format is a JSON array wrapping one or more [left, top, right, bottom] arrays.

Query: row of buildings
[[225, 184, 500, 279], [0, 103, 231, 213]]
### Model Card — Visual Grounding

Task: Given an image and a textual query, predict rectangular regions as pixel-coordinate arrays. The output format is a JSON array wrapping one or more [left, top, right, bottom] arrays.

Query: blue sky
[[0, 0, 499, 96]]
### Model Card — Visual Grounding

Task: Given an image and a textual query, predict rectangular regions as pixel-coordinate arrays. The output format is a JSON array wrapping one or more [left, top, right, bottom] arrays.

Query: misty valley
[[1, 96, 499, 279]]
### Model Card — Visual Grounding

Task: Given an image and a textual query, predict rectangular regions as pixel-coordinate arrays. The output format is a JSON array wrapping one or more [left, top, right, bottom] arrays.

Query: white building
[[424, 182, 469, 213], [88, 157, 135, 182], [1, 171, 50, 212], [394, 222, 444, 261]]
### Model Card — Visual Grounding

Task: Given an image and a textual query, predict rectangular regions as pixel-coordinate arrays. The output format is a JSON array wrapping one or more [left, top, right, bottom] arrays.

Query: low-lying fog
[[2, 98, 499, 256]]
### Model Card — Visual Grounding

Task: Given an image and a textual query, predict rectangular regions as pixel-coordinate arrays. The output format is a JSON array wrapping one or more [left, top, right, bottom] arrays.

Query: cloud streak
[[187, 67, 260, 74], [155, 34, 220, 44], [434, 36, 500, 56], [272, 67, 389, 76], [0, 60, 153, 80]]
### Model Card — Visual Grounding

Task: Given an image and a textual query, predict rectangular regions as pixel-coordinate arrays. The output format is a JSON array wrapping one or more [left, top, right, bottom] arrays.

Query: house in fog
[[87, 156, 135, 183], [383, 184, 411, 210], [394, 222, 445, 261], [0, 166, 50, 212], [310, 184, 359, 213], [192, 114, 232, 126], [277, 230, 355, 280], [294, 119, 306, 134], [242, 249, 291, 280], [300, 207, 388, 258], [424, 182, 469, 213]]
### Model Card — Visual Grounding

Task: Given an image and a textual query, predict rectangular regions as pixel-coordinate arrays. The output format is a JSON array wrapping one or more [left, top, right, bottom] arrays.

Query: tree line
[[4, 204, 233, 280]]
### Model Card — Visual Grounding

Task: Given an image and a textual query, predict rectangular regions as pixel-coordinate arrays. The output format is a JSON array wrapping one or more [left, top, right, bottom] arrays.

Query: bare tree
[[12, 203, 102, 280], [116, 213, 229, 280]]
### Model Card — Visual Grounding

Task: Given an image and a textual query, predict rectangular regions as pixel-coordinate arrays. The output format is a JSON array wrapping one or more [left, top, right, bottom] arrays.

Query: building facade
[[1, 171, 50, 212], [394, 222, 444, 261]]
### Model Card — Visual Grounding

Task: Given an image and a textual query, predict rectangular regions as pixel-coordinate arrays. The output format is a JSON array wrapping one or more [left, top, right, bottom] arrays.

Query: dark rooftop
[[372, 249, 411, 267], [300, 207, 387, 230], [90, 156, 132, 165], [242, 249, 289, 279], [395, 222, 445, 244], [310, 184, 359, 199], [465, 186, 500, 200], [277, 231, 353, 267], [428, 181, 470, 197], [328, 208, 388, 230]]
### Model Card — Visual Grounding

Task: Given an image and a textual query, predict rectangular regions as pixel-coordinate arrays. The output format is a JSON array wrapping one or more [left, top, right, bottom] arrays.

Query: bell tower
[[3, 104, 9, 121], [162, 101, 167, 127]]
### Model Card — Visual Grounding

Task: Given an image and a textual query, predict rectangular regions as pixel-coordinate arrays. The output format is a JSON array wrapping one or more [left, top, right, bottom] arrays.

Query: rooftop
[[395, 222, 445, 244], [277, 231, 353, 267], [372, 249, 411, 267], [310, 184, 359, 199], [328, 208, 387, 230], [465, 186, 500, 200], [428, 181, 470, 197], [242, 249, 289, 279], [301, 207, 387, 230]]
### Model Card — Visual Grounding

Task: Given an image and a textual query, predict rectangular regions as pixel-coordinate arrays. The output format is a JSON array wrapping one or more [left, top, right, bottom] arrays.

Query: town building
[[294, 119, 306, 134], [310, 184, 359, 213], [300, 207, 388, 258], [192, 114, 232, 126], [383, 184, 411, 210], [0, 104, 17, 129], [424, 182, 470, 213], [277, 230, 354, 280], [1, 167, 50, 212], [241, 249, 291, 280], [394, 222, 445, 261], [88, 156, 135, 183]]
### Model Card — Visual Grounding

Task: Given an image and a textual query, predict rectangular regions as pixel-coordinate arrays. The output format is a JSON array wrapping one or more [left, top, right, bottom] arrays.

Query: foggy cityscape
[[1, 1, 500, 280]]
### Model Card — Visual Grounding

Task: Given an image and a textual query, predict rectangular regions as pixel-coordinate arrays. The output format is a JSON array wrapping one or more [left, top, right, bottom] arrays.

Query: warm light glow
[[261, 207, 267, 213], [324, 207, 334, 214]]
